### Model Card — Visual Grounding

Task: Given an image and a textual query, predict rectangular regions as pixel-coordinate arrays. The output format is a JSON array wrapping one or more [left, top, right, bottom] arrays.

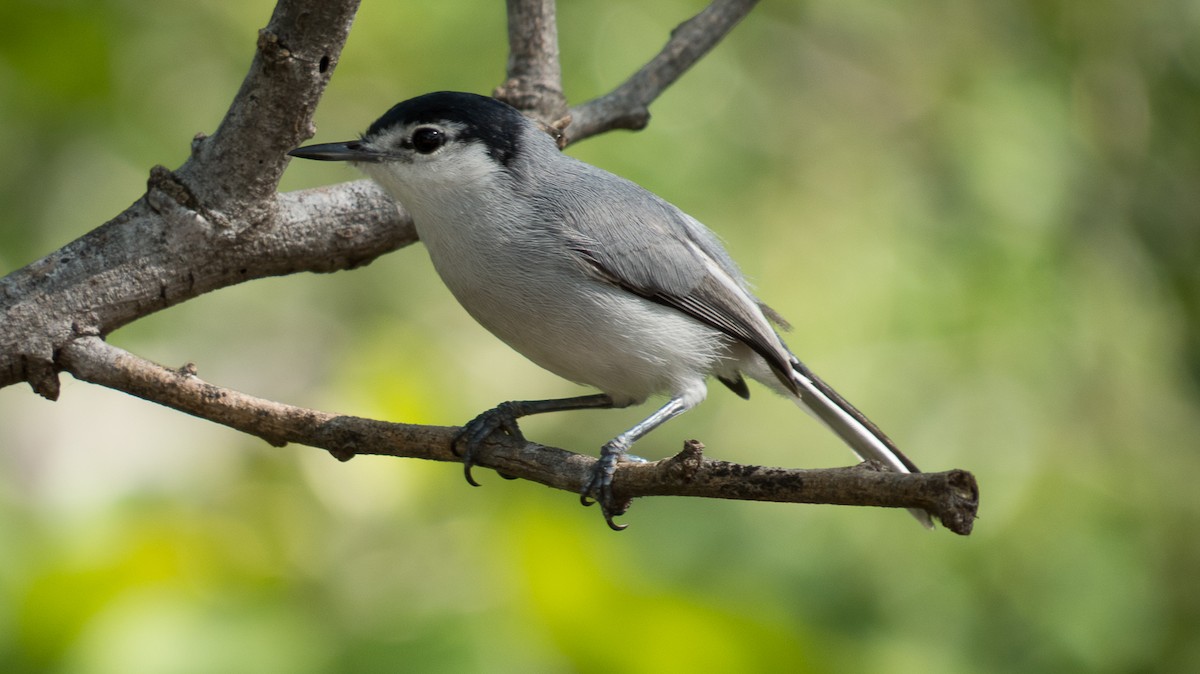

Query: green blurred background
[[3, 0, 1199, 672]]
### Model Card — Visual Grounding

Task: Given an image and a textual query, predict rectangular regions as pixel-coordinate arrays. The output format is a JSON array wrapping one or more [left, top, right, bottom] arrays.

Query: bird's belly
[[426, 242, 726, 404]]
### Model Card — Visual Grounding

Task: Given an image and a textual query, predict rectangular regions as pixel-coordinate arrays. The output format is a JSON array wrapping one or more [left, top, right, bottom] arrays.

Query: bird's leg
[[582, 395, 694, 531], [454, 393, 615, 485]]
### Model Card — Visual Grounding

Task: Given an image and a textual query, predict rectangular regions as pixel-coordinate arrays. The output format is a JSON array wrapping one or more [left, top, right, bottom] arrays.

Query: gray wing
[[547, 168, 799, 394]]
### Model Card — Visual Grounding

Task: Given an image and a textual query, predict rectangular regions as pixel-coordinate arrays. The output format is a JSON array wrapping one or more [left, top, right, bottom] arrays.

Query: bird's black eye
[[410, 127, 445, 154]]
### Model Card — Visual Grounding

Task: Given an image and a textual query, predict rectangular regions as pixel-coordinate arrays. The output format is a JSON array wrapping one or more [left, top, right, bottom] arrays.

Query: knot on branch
[[937, 470, 980, 535], [494, 79, 569, 126], [24, 353, 60, 401], [147, 165, 200, 214], [258, 28, 287, 58], [256, 26, 332, 76], [534, 115, 571, 150], [662, 439, 706, 482], [146, 165, 235, 232]]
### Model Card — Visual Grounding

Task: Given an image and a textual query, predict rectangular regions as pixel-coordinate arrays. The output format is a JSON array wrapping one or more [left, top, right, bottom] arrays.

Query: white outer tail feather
[[790, 371, 935, 529]]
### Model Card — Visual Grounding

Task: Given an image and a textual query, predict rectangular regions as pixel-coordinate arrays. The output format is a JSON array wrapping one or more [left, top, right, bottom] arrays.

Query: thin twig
[[566, 0, 760, 144], [58, 336, 977, 534]]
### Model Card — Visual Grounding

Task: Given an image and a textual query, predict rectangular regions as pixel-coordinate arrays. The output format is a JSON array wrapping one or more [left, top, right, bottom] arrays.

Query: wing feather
[[555, 174, 797, 394]]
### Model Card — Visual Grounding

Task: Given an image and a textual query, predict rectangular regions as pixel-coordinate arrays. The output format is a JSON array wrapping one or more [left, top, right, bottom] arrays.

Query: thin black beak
[[288, 141, 386, 162]]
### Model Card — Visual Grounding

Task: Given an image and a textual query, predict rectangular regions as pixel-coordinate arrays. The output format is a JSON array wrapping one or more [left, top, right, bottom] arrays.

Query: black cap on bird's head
[[289, 91, 527, 167]]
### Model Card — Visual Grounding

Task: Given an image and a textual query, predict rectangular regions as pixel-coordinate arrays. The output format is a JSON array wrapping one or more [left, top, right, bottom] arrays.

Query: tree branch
[[1, 0, 366, 396], [0, 178, 414, 397], [174, 0, 362, 230], [566, 0, 760, 143], [58, 336, 977, 534], [2, 0, 980, 534], [494, 0, 569, 124]]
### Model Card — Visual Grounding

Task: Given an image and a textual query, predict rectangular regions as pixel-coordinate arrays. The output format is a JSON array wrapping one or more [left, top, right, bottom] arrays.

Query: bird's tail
[[789, 361, 934, 529]]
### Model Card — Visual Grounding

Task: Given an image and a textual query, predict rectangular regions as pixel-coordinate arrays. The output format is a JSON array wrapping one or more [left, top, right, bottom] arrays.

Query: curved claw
[[604, 513, 628, 532], [451, 403, 528, 487], [462, 460, 482, 487], [579, 448, 629, 530], [449, 427, 482, 487], [579, 464, 603, 507]]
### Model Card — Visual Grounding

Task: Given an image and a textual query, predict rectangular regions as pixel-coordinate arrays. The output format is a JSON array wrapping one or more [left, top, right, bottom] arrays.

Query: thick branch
[[175, 0, 361, 221], [566, 0, 760, 143], [1, 0, 366, 396], [0, 180, 413, 397], [59, 336, 978, 534]]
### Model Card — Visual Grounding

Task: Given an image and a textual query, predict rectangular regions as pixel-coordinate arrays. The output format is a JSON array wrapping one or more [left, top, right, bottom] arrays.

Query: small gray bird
[[290, 91, 932, 530]]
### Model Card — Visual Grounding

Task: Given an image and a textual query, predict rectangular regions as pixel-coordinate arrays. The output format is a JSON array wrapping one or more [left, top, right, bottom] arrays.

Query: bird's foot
[[452, 402, 527, 486], [580, 441, 634, 531]]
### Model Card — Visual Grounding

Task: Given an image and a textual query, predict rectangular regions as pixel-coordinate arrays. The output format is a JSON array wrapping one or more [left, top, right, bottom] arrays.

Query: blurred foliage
[[2, 0, 1200, 672]]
